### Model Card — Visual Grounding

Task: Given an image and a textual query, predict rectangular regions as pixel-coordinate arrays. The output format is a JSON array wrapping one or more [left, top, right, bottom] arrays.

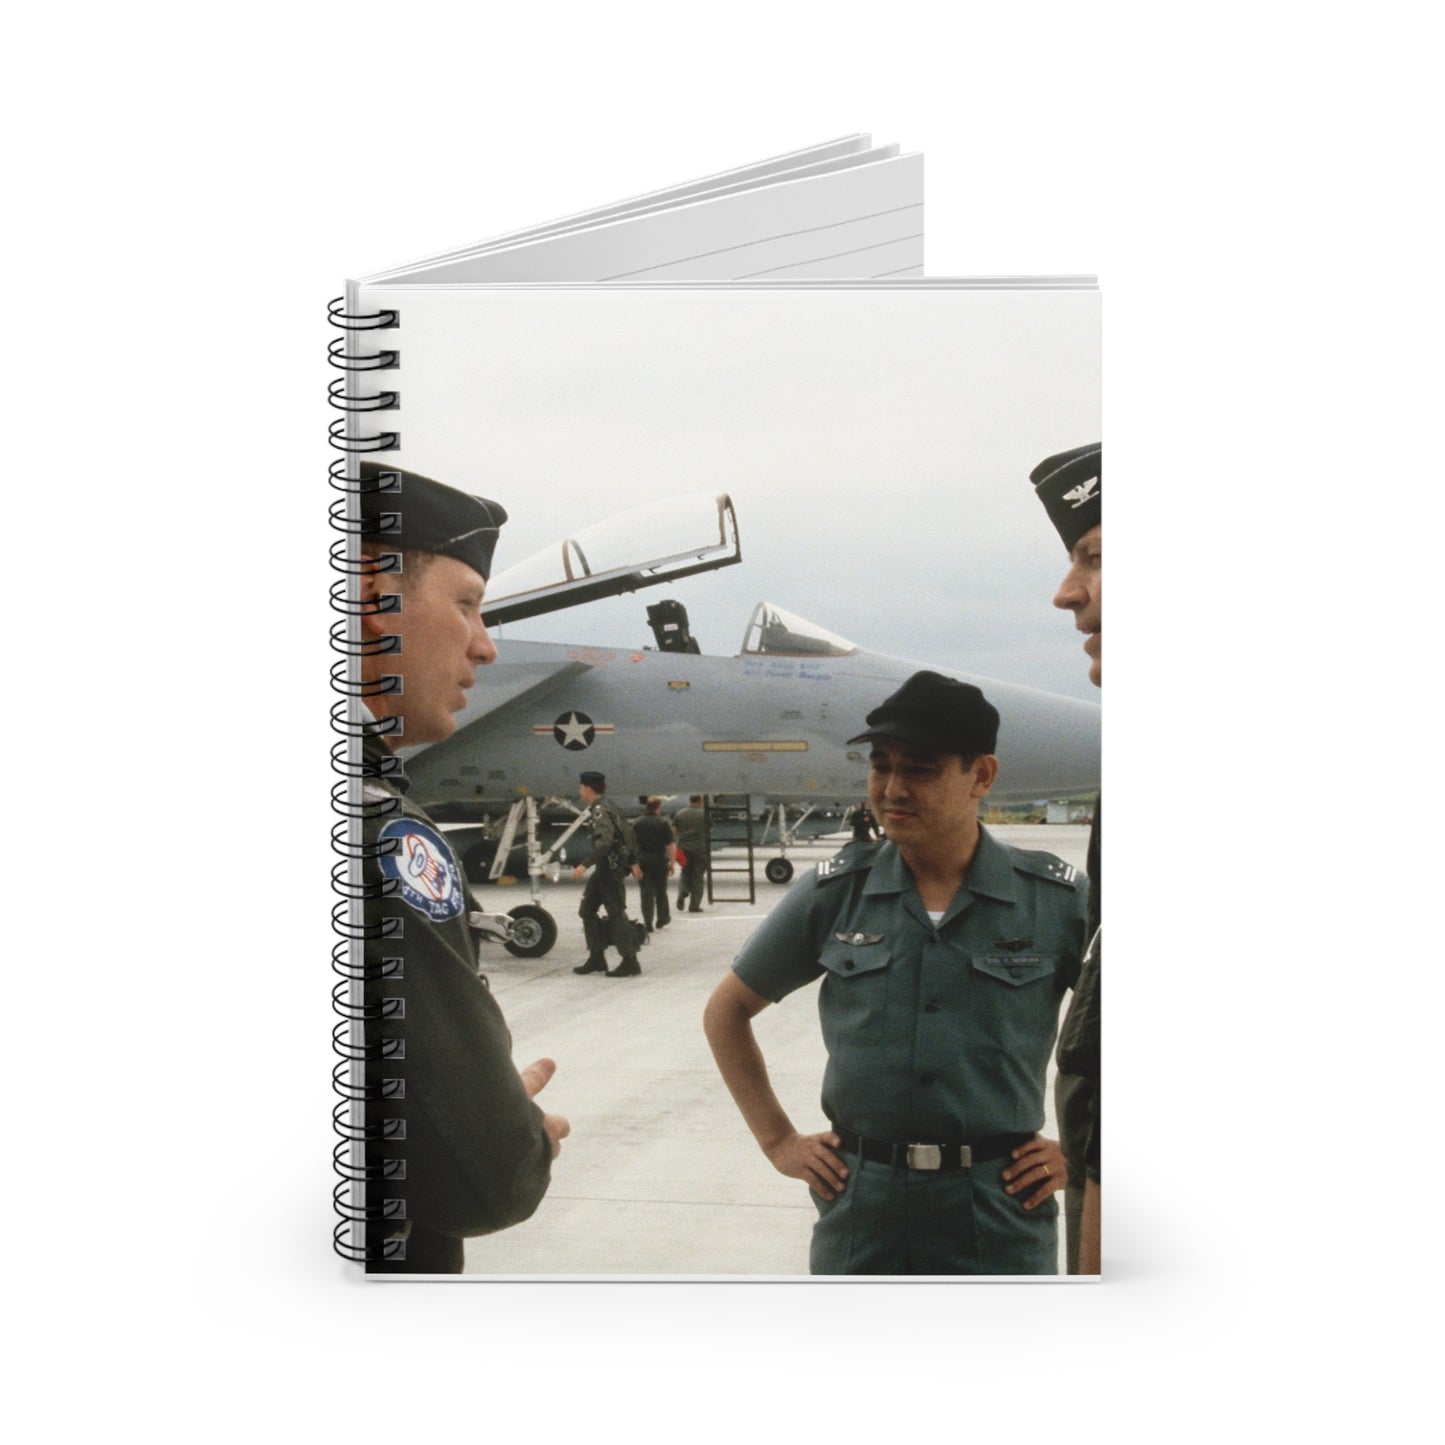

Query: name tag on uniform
[[977, 953, 1049, 981]]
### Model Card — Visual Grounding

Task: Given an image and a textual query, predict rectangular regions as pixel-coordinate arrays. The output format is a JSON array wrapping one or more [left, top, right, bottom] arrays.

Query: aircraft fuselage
[[403, 638, 1099, 810]]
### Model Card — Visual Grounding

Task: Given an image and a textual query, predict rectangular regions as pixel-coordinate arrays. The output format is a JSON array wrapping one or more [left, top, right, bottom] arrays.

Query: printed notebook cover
[[335, 149, 1100, 1279]]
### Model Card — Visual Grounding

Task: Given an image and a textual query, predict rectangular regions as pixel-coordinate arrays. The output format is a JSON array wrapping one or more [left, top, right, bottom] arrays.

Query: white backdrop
[[7, 2, 1439, 1438]]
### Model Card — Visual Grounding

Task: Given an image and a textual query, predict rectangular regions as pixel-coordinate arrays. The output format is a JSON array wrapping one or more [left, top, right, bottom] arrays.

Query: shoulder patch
[[378, 818, 467, 921], [1010, 848, 1083, 888]]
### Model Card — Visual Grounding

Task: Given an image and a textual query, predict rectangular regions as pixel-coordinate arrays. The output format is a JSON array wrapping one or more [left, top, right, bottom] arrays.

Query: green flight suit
[[633, 812, 675, 929], [577, 797, 640, 967], [359, 727, 553, 1273], [1055, 803, 1100, 1272], [673, 804, 709, 910]]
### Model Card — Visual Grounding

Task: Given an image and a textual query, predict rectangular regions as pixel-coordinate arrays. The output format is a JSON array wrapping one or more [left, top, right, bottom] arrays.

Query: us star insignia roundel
[[378, 818, 466, 921], [533, 711, 616, 749], [553, 711, 596, 749]]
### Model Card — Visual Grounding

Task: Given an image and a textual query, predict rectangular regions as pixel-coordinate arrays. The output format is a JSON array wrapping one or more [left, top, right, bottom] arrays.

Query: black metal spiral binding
[[327, 297, 408, 1263]]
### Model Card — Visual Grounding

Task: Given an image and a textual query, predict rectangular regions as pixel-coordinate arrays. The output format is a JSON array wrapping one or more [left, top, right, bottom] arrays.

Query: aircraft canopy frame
[[742, 602, 858, 658], [482, 492, 740, 627]]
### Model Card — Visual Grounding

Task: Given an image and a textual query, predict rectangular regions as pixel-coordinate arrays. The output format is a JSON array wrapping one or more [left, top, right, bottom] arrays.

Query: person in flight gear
[[1031, 441, 1102, 1275], [354, 460, 569, 1274], [632, 796, 676, 932], [571, 771, 643, 977], [704, 671, 1085, 1275], [673, 794, 709, 912], [849, 801, 880, 843]]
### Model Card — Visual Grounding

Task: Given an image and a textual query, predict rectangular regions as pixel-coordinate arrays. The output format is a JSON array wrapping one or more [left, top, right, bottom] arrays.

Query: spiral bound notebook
[[331, 136, 1101, 1278]]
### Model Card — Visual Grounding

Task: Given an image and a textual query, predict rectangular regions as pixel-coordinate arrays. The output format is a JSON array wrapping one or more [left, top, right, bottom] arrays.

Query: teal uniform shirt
[[733, 829, 1086, 1274]]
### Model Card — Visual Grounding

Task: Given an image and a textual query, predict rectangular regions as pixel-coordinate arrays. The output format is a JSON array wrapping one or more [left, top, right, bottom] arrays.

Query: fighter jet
[[396, 494, 1099, 958]]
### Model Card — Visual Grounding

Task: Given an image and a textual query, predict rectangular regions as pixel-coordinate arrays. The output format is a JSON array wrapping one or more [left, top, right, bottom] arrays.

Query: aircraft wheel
[[764, 856, 794, 884], [504, 905, 558, 958]]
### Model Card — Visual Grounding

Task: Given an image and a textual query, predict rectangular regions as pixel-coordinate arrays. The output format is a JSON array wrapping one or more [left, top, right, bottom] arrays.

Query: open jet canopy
[[482, 492, 740, 627], [742, 602, 858, 657]]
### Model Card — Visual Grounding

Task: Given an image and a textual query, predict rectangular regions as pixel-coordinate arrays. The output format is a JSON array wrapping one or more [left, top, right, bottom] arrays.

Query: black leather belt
[[834, 1125, 1033, 1172]]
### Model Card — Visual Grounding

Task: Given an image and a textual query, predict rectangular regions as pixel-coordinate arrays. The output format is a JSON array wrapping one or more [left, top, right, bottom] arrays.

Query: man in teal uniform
[[704, 672, 1084, 1274], [354, 461, 569, 1273], [1031, 441, 1103, 1274]]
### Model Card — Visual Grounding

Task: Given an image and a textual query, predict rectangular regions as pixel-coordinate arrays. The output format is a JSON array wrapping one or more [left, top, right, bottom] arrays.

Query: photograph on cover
[[352, 281, 1100, 1277]]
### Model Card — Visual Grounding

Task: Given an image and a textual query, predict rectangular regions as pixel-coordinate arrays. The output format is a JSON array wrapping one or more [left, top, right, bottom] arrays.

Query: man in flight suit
[[633, 796, 676, 932], [704, 672, 1085, 1274], [355, 460, 569, 1273], [571, 771, 643, 977], [1031, 441, 1103, 1274], [673, 794, 709, 912]]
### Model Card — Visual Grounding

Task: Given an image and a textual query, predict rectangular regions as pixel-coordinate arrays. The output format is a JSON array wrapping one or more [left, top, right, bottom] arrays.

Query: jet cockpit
[[742, 602, 857, 658]]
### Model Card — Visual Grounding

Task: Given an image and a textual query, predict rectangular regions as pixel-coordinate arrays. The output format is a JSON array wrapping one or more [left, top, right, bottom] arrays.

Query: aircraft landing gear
[[764, 856, 794, 884], [461, 797, 586, 965], [759, 803, 822, 885], [469, 903, 559, 961], [502, 904, 558, 958]]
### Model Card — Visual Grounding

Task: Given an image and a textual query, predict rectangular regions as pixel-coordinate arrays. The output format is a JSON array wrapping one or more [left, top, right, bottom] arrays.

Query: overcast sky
[[370, 282, 1101, 702]]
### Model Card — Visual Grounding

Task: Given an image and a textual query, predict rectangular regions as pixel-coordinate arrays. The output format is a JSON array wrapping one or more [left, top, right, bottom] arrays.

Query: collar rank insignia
[[994, 938, 1034, 952], [835, 931, 884, 946], [1048, 861, 1077, 883]]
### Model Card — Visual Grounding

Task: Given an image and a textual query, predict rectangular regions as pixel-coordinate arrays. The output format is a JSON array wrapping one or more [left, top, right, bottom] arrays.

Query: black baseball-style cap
[[579, 771, 606, 789], [359, 460, 508, 578], [1030, 443, 1101, 552], [847, 671, 999, 756]]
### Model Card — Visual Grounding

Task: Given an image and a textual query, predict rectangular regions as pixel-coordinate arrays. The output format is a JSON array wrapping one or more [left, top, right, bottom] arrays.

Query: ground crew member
[[673, 794, 709, 912], [633, 796, 676, 932], [704, 671, 1084, 1275], [572, 771, 643, 977], [1031, 441, 1102, 1274], [355, 460, 569, 1273], [849, 802, 879, 843]]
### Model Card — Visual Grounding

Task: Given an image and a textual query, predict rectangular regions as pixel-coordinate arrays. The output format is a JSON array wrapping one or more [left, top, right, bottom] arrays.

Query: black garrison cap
[[1030, 443, 1101, 552], [579, 771, 606, 789], [359, 461, 508, 578], [847, 671, 999, 756]]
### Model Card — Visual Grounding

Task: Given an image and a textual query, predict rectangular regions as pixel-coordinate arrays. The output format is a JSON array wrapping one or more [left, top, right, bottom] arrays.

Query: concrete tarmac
[[463, 824, 1091, 1278]]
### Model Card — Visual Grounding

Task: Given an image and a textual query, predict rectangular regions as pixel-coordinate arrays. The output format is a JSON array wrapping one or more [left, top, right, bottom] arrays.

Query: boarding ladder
[[705, 794, 757, 904]]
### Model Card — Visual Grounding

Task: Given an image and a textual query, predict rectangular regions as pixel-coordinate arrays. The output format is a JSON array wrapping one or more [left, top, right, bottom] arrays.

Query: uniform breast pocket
[[817, 939, 892, 1048], [970, 954, 1059, 988], [967, 954, 1062, 1059]]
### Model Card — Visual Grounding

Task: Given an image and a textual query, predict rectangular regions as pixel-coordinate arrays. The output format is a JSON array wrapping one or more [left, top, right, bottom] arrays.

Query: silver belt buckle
[[903, 1143, 972, 1170]]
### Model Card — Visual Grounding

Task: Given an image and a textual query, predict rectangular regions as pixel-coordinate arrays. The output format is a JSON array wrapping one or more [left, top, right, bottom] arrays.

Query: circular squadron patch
[[378, 818, 465, 922]]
